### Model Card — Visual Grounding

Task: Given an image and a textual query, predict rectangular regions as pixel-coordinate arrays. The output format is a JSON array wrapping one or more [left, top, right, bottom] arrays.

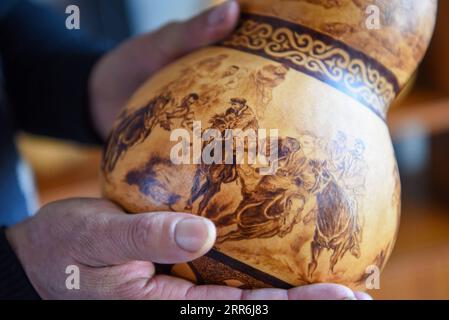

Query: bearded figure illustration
[[241, 64, 290, 118], [303, 135, 366, 276], [160, 54, 240, 112], [186, 97, 259, 214], [187, 127, 366, 277], [215, 136, 306, 242], [306, 171, 363, 277]]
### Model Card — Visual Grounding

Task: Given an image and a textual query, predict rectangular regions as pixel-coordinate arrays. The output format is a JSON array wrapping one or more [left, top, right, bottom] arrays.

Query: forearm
[[0, 0, 112, 144], [0, 227, 40, 300]]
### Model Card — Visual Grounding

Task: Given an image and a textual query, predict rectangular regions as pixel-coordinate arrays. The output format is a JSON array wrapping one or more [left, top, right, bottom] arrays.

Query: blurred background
[[18, 0, 449, 299]]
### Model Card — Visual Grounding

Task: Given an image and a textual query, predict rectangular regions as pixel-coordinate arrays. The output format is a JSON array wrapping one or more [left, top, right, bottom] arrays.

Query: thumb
[[81, 211, 217, 266], [138, 0, 240, 68]]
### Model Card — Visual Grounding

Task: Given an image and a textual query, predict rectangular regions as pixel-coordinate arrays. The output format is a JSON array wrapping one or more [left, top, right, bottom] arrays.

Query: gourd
[[101, 0, 437, 289]]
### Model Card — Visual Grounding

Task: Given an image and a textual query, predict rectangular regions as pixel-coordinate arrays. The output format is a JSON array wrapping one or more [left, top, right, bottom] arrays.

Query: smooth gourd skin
[[101, 0, 437, 289]]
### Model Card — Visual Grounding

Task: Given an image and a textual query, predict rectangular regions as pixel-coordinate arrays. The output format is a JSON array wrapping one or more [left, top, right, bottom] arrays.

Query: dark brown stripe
[[206, 248, 294, 289], [218, 13, 400, 122]]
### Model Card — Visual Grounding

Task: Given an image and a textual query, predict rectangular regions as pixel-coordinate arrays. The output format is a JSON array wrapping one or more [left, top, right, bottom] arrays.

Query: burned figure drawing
[[126, 156, 182, 210], [103, 54, 232, 174], [304, 134, 366, 276], [103, 54, 290, 174], [105, 53, 368, 278], [188, 130, 367, 277], [174, 93, 367, 276], [103, 92, 199, 173], [241, 64, 290, 118], [164, 54, 229, 93], [216, 136, 308, 242], [306, 171, 363, 277], [186, 97, 259, 214]]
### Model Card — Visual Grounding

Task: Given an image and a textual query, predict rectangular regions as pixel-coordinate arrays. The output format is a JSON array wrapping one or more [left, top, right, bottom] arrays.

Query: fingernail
[[175, 218, 216, 252], [208, 1, 234, 26]]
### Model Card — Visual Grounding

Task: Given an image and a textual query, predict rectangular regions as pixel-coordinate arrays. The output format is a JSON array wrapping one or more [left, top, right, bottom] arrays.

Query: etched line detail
[[219, 13, 400, 121], [205, 248, 294, 289]]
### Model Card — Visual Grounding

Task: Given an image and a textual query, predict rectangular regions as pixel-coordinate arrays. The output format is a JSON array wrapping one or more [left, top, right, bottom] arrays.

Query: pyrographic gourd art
[[101, 0, 437, 289]]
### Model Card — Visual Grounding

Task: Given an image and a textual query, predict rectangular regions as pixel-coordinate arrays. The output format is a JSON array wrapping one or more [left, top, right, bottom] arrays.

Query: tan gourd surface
[[101, 0, 436, 289]]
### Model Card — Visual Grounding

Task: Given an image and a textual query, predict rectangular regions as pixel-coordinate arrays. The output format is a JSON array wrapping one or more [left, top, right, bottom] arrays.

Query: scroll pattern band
[[219, 14, 400, 121]]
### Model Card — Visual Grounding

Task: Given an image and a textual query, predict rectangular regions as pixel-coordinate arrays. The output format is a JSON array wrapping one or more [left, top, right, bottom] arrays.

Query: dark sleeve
[[0, 227, 40, 300], [0, 0, 114, 145]]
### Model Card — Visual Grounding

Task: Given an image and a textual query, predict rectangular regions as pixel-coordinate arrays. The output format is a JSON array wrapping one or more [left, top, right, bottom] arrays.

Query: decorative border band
[[205, 249, 294, 289], [218, 13, 400, 121]]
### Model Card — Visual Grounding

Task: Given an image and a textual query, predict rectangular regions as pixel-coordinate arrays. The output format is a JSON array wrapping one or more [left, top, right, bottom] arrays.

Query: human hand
[[6, 198, 371, 299], [89, 0, 240, 139]]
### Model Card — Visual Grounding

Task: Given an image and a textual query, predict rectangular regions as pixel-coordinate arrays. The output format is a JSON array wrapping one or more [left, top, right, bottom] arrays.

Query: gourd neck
[[218, 13, 399, 121]]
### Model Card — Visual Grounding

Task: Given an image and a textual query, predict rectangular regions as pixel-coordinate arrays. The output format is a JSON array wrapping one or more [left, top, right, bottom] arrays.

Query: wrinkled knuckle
[[87, 269, 119, 299], [113, 281, 147, 300], [71, 214, 106, 260], [183, 284, 197, 300], [142, 277, 163, 299], [126, 215, 157, 255], [78, 214, 103, 242]]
